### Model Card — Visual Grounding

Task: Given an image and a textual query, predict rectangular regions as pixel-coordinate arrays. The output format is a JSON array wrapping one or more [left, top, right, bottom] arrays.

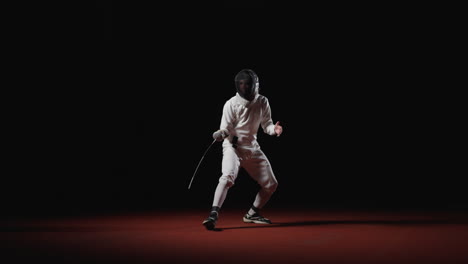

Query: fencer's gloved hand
[[213, 129, 229, 142]]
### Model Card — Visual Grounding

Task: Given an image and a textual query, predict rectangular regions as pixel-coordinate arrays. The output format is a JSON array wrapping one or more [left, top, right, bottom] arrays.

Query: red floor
[[1, 208, 468, 264]]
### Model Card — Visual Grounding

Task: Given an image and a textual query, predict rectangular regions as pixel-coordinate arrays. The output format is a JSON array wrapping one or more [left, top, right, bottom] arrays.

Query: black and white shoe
[[202, 212, 218, 230], [243, 213, 272, 224]]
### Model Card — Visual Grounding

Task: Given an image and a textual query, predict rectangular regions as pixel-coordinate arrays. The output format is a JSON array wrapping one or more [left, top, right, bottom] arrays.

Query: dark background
[[3, 2, 465, 218]]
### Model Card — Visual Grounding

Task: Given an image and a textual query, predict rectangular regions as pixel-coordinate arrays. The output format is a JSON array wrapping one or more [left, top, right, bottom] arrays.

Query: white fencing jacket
[[220, 92, 277, 151]]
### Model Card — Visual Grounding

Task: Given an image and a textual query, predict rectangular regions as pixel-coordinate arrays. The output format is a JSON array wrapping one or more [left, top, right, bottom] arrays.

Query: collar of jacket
[[235, 93, 258, 106]]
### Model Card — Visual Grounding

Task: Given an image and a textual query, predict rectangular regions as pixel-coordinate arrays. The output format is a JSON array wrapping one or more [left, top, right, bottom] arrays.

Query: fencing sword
[[188, 139, 217, 189]]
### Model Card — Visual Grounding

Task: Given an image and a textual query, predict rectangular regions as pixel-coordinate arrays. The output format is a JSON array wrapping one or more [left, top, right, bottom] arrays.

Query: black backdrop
[[3, 2, 465, 218]]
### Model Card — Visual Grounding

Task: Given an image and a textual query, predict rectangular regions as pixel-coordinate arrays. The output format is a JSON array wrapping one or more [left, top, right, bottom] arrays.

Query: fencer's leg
[[252, 180, 278, 209], [243, 153, 278, 224], [243, 150, 278, 210], [205, 178, 234, 231], [212, 175, 235, 208], [212, 146, 239, 208], [241, 152, 277, 224], [203, 146, 239, 230]]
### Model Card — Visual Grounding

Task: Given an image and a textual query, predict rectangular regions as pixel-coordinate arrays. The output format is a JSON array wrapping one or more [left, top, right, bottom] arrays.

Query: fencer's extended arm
[[213, 129, 229, 142]]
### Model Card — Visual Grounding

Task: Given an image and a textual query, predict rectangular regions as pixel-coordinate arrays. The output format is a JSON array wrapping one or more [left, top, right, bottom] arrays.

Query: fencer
[[202, 69, 283, 230]]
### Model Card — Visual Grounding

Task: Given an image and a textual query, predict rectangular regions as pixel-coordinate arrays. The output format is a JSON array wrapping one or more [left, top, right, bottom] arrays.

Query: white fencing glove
[[213, 129, 229, 142]]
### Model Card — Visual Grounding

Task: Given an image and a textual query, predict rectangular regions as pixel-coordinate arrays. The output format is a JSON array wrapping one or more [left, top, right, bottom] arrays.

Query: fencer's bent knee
[[264, 180, 278, 193], [219, 174, 235, 188]]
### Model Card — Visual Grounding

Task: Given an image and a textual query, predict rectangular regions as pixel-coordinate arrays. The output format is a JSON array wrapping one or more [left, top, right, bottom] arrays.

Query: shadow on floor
[[217, 218, 468, 231]]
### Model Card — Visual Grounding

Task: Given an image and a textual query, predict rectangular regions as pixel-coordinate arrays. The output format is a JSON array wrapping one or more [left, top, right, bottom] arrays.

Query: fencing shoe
[[202, 211, 218, 230], [243, 212, 272, 224]]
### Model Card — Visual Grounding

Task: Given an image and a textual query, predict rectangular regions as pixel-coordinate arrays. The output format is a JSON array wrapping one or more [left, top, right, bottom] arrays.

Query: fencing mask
[[234, 69, 259, 101]]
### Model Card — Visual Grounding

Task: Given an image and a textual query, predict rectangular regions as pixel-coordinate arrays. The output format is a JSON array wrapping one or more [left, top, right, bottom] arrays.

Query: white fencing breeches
[[212, 146, 278, 209]]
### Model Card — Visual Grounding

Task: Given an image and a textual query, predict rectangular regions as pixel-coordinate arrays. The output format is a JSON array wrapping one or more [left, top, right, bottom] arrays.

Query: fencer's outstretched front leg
[[203, 176, 234, 230]]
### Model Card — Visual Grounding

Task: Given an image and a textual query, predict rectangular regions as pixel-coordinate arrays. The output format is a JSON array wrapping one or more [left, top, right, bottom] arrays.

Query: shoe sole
[[243, 217, 272, 224], [203, 220, 216, 230]]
